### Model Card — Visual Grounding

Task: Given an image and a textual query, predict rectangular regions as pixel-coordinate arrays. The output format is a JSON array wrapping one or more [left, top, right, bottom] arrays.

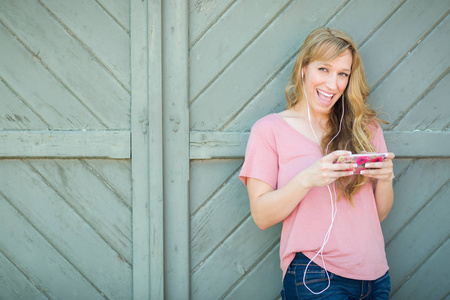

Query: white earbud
[[301, 69, 304, 79]]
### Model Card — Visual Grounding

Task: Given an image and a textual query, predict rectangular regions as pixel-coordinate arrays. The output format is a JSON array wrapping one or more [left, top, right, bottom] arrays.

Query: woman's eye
[[318, 67, 328, 72], [340, 73, 349, 77]]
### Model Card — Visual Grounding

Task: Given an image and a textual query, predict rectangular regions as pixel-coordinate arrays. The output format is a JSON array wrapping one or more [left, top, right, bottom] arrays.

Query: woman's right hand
[[300, 150, 357, 188]]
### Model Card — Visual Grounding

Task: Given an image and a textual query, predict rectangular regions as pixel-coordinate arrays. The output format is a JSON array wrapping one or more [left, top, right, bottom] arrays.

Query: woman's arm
[[247, 172, 310, 230], [374, 179, 394, 222], [247, 150, 356, 230], [361, 152, 395, 222]]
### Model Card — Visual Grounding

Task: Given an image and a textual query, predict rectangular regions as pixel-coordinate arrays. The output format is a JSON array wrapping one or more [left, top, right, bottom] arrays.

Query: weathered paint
[[0, 160, 132, 299], [0, 0, 133, 298], [0, 0, 449, 299], [0, 0, 130, 129], [190, 131, 450, 159], [0, 131, 130, 158], [189, 0, 290, 100], [188, 0, 449, 299], [190, 0, 348, 131], [162, 0, 190, 298], [130, 0, 163, 298], [0, 24, 104, 130], [41, 0, 130, 88]]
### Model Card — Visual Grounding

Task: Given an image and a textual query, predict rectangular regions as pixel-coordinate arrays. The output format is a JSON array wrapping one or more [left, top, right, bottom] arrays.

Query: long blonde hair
[[285, 28, 385, 204]]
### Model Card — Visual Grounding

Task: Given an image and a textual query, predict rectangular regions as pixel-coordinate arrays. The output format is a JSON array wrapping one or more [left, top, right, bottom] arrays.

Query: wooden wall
[[189, 0, 450, 299], [0, 0, 133, 299], [0, 0, 449, 299]]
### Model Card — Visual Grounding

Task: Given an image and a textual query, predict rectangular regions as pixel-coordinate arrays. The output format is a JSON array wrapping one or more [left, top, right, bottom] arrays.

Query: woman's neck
[[291, 101, 329, 128]]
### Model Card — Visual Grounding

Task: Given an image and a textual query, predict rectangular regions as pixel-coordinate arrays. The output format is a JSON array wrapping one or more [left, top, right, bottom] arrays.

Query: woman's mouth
[[316, 89, 334, 106]]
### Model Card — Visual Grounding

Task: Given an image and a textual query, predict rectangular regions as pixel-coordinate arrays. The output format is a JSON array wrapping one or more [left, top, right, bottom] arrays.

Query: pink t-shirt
[[239, 113, 389, 281]]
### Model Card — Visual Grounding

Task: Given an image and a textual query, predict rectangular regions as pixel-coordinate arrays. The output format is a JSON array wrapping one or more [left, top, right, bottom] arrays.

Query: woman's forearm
[[374, 179, 394, 222], [249, 172, 312, 230]]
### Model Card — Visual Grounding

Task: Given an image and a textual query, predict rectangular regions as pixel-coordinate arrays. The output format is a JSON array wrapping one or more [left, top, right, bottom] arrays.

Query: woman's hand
[[301, 150, 357, 188], [360, 152, 395, 182], [360, 152, 395, 222]]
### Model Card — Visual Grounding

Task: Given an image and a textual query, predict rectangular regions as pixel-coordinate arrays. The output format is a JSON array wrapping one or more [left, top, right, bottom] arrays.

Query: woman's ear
[[301, 64, 307, 79]]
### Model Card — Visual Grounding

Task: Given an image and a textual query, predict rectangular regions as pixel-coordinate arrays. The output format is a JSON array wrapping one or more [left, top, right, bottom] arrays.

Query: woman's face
[[301, 50, 352, 118]]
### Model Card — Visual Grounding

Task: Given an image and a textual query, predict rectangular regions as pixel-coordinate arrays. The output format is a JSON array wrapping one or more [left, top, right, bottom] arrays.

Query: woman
[[239, 28, 394, 299]]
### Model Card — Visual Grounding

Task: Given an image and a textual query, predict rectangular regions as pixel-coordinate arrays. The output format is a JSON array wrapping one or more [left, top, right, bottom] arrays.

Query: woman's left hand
[[360, 152, 395, 182]]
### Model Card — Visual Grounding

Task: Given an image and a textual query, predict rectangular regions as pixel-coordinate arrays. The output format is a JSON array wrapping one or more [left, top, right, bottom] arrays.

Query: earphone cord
[[303, 86, 345, 294]]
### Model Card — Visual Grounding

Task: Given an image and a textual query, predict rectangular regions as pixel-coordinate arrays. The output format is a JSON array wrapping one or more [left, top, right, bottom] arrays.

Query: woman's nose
[[325, 74, 338, 90]]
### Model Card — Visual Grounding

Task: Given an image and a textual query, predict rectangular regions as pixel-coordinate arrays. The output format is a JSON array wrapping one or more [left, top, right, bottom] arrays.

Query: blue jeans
[[281, 253, 390, 300]]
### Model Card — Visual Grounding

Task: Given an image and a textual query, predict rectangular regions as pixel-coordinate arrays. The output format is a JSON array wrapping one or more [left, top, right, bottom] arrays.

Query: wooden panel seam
[[190, 131, 450, 159], [0, 131, 130, 158], [1, 130, 447, 159]]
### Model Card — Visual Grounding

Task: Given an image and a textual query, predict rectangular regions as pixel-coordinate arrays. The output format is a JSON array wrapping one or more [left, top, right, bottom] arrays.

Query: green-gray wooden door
[[0, 0, 176, 299], [1, 0, 449, 300], [0, 0, 135, 299], [189, 0, 450, 299]]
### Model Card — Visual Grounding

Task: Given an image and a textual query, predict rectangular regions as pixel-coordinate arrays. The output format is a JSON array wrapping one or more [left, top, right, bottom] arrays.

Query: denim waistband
[[292, 252, 312, 263]]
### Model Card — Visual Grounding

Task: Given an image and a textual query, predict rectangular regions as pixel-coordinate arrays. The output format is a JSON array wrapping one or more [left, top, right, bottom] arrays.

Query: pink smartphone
[[334, 153, 387, 174]]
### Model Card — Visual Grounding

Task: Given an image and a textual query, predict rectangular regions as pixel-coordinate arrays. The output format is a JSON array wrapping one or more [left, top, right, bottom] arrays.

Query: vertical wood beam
[[148, 0, 165, 299], [131, 0, 164, 299], [162, 0, 190, 299], [132, 1, 189, 298], [131, 0, 150, 298]]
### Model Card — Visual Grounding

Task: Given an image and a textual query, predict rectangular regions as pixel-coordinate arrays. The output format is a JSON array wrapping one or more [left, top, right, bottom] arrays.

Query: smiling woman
[[239, 28, 395, 299], [301, 51, 352, 118]]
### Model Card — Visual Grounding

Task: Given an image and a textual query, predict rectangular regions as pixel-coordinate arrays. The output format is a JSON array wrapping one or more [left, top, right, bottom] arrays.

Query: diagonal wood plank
[[386, 183, 450, 293], [222, 58, 289, 132], [382, 159, 450, 243], [40, 0, 130, 89], [0, 194, 105, 300], [190, 159, 243, 214], [223, 245, 282, 300], [191, 170, 249, 268], [189, 0, 235, 45], [0, 160, 132, 300], [391, 238, 450, 300], [28, 159, 132, 263], [82, 159, 132, 208], [0, 251, 48, 300], [0, 80, 47, 130], [393, 73, 450, 131], [360, 0, 449, 89], [327, 0, 405, 45], [369, 15, 450, 129], [189, 0, 290, 100], [191, 216, 281, 299], [392, 158, 413, 179], [0, 0, 130, 129], [96, 0, 130, 33], [0, 24, 105, 130]]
